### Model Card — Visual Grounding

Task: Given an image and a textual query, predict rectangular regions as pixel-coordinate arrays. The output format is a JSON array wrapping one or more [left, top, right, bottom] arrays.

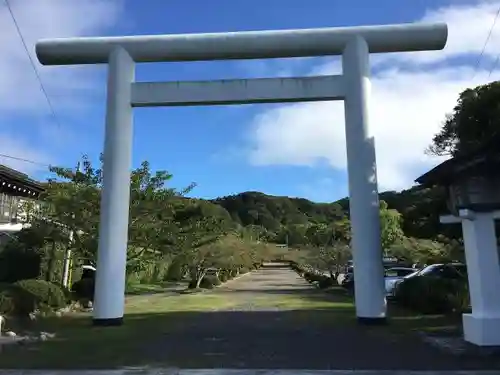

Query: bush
[[317, 276, 335, 289], [394, 276, 469, 314], [0, 290, 15, 315], [239, 267, 250, 274], [71, 278, 95, 302], [165, 261, 185, 281], [18, 279, 67, 307], [201, 275, 221, 289], [0, 279, 68, 317], [0, 247, 41, 283], [188, 275, 222, 289], [230, 269, 239, 278], [304, 272, 325, 283], [219, 273, 229, 282]]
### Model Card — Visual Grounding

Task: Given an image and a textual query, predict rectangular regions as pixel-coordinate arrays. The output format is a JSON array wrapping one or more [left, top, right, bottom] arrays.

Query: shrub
[[71, 278, 95, 302], [61, 287, 74, 304], [304, 272, 325, 283], [219, 273, 228, 282], [394, 276, 469, 314], [201, 275, 221, 289], [0, 290, 15, 315], [188, 275, 221, 289], [239, 267, 250, 274], [0, 247, 41, 283], [17, 279, 67, 307], [230, 269, 239, 278], [165, 261, 185, 281], [317, 276, 335, 289], [2, 279, 68, 317]]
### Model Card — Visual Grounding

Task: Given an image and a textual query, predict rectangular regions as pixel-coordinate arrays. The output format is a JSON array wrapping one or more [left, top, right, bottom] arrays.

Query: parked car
[[81, 265, 96, 280], [341, 266, 354, 287], [391, 263, 467, 298], [342, 266, 417, 295], [384, 267, 418, 297]]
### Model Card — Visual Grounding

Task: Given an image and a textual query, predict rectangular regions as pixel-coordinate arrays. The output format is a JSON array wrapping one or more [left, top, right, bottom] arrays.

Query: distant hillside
[[213, 186, 462, 242], [212, 191, 345, 231], [335, 185, 455, 239]]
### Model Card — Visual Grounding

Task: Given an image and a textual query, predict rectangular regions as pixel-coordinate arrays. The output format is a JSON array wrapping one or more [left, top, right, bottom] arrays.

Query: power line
[[472, 5, 500, 80], [3, 0, 62, 130], [2, 0, 77, 172], [0, 153, 51, 168]]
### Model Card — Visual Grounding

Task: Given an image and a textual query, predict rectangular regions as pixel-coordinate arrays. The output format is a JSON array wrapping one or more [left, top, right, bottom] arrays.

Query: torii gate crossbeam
[[36, 22, 447, 326]]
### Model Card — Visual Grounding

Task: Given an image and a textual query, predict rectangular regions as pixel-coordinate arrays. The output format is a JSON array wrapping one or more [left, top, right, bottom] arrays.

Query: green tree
[[317, 243, 351, 277], [427, 81, 500, 157], [388, 236, 456, 265], [379, 200, 404, 251], [27, 155, 196, 272]]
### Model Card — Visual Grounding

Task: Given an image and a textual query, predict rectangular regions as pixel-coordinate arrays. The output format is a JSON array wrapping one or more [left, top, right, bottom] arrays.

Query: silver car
[[384, 267, 417, 297]]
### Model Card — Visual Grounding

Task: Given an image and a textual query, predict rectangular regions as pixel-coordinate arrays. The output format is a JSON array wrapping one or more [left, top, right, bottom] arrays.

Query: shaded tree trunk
[[45, 241, 57, 282]]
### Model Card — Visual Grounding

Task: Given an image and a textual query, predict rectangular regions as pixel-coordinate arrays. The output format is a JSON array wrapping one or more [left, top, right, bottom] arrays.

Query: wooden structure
[[0, 164, 44, 230], [415, 134, 500, 346]]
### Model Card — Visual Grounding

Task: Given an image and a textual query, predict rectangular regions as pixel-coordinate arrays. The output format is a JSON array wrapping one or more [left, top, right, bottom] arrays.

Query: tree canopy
[[427, 81, 500, 157]]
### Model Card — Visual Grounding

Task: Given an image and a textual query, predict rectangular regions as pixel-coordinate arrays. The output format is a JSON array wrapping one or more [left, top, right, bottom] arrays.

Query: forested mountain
[[211, 186, 458, 244], [212, 191, 344, 229], [213, 81, 500, 246], [335, 185, 461, 240]]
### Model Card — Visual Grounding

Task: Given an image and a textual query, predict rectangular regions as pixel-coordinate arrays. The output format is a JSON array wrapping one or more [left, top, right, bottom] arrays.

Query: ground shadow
[[1, 308, 499, 371]]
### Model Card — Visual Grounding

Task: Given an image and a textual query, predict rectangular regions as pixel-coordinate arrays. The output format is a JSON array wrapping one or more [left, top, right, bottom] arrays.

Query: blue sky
[[1, 0, 499, 202]]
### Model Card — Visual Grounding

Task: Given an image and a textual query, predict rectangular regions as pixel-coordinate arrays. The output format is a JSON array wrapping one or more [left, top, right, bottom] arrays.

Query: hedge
[[394, 276, 470, 314], [0, 279, 67, 317], [188, 275, 221, 289], [0, 247, 41, 283]]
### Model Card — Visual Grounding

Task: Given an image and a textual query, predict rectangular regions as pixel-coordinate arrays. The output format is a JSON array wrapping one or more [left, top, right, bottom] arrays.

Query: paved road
[[142, 266, 500, 371]]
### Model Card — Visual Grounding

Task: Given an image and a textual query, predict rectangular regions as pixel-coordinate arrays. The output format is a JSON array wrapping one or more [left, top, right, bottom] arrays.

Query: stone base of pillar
[[463, 313, 500, 346], [92, 317, 124, 327], [357, 316, 387, 325]]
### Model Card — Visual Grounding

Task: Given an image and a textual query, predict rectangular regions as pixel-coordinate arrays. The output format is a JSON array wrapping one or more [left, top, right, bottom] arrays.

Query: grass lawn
[[387, 303, 462, 335], [125, 281, 188, 295], [0, 286, 357, 369], [0, 284, 461, 369], [324, 287, 461, 334], [0, 292, 239, 369]]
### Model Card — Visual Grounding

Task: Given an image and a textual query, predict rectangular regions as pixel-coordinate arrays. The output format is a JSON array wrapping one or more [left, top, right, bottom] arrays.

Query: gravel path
[[209, 267, 316, 311], [143, 266, 500, 371]]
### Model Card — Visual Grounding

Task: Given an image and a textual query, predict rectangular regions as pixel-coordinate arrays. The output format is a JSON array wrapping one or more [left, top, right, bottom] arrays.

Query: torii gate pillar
[[35, 22, 447, 326]]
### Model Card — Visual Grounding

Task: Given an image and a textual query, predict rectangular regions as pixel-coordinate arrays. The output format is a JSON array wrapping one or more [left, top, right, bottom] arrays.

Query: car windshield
[[385, 268, 415, 277], [404, 269, 422, 278], [418, 264, 442, 276]]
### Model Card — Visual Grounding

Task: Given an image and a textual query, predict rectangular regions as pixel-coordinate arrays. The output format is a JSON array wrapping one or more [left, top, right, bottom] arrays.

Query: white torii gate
[[36, 22, 448, 326]]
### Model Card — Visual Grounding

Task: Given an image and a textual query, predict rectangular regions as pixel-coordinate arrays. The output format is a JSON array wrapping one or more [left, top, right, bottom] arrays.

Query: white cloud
[[0, 0, 122, 174], [247, 0, 500, 192], [377, 0, 500, 66]]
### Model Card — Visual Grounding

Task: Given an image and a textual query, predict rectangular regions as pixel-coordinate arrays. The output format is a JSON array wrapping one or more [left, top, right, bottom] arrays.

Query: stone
[[40, 331, 56, 339], [4, 331, 16, 337]]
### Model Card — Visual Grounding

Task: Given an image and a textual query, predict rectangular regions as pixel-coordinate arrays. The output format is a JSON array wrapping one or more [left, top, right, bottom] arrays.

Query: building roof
[[0, 164, 44, 197], [415, 133, 500, 186]]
